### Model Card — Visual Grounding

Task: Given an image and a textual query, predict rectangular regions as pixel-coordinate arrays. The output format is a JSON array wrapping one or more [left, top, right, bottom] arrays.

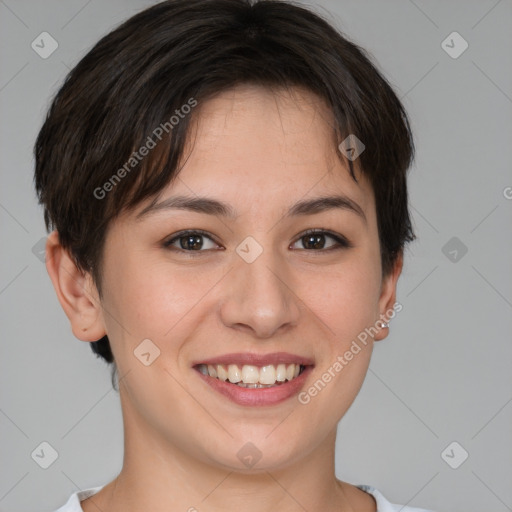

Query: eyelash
[[162, 228, 352, 255]]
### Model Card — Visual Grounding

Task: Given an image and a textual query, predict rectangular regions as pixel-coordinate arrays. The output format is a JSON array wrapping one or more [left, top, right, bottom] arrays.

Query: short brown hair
[[34, 0, 416, 384]]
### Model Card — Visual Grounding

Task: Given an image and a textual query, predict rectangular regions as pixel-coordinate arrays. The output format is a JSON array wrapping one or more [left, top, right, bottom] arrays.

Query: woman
[[35, 1, 435, 510]]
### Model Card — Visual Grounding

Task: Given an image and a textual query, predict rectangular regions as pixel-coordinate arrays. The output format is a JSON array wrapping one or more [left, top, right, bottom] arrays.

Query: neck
[[84, 389, 371, 512]]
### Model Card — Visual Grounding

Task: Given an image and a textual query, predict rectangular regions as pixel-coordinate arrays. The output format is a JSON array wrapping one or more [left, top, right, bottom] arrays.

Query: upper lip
[[192, 352, 315, 367]]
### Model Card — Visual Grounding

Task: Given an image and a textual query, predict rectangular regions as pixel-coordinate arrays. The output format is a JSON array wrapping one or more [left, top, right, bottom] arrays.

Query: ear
[[374, 251, 403, 342], [45, 231, 107, 342]]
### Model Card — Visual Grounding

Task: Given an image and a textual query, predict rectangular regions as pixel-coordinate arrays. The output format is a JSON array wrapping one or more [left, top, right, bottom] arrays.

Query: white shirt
[[52, 484, 435, 511]]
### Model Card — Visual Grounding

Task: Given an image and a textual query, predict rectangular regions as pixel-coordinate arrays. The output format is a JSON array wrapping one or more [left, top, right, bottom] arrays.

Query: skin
[[46, 84, 403, 512]]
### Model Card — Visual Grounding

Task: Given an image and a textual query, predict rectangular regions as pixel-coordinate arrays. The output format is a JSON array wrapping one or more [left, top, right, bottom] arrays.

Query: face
[[80, 85, 400, 471]]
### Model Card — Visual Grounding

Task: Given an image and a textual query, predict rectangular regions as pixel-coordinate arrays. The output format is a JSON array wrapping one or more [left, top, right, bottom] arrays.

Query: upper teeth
[[196, 363, 302, 385]]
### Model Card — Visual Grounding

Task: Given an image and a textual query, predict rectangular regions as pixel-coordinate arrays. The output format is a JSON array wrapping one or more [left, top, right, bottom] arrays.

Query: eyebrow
[[136, 194, 366, 224]]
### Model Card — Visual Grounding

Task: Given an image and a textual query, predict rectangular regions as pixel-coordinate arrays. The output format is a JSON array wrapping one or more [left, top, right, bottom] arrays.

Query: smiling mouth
[[194, 363, 308, 388]]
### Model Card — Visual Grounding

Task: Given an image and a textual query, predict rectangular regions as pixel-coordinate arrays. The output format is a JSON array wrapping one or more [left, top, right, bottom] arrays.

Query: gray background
[[1, 0, 511, 511]]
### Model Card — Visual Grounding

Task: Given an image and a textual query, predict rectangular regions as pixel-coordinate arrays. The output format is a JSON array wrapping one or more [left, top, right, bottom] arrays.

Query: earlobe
[[374, 251, 403, 342], [45, 231, 106, 342]]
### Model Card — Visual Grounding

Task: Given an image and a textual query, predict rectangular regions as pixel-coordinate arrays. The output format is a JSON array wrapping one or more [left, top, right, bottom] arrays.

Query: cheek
[[310, 254, 382, 339], [318, 252, 381, 405], [99, 253, 221, 354]]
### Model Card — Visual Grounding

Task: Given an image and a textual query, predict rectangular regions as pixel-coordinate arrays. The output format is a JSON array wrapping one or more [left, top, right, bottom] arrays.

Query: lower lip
[[195, 366, 314, 406]]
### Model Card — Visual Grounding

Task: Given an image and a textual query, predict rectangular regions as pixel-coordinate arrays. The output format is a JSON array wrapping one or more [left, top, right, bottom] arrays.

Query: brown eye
[[164, 230, 220, 252], [291, 229, 351, 251], [301, 233, 329, 250], [178, 234, 205, 250]]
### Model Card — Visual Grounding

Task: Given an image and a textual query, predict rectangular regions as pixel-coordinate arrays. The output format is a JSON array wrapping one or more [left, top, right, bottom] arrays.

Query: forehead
[[139, 84, 375, 222]]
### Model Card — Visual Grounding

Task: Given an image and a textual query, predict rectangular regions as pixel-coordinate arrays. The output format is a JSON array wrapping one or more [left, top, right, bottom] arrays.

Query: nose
[[218, 243, 301, 339]]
